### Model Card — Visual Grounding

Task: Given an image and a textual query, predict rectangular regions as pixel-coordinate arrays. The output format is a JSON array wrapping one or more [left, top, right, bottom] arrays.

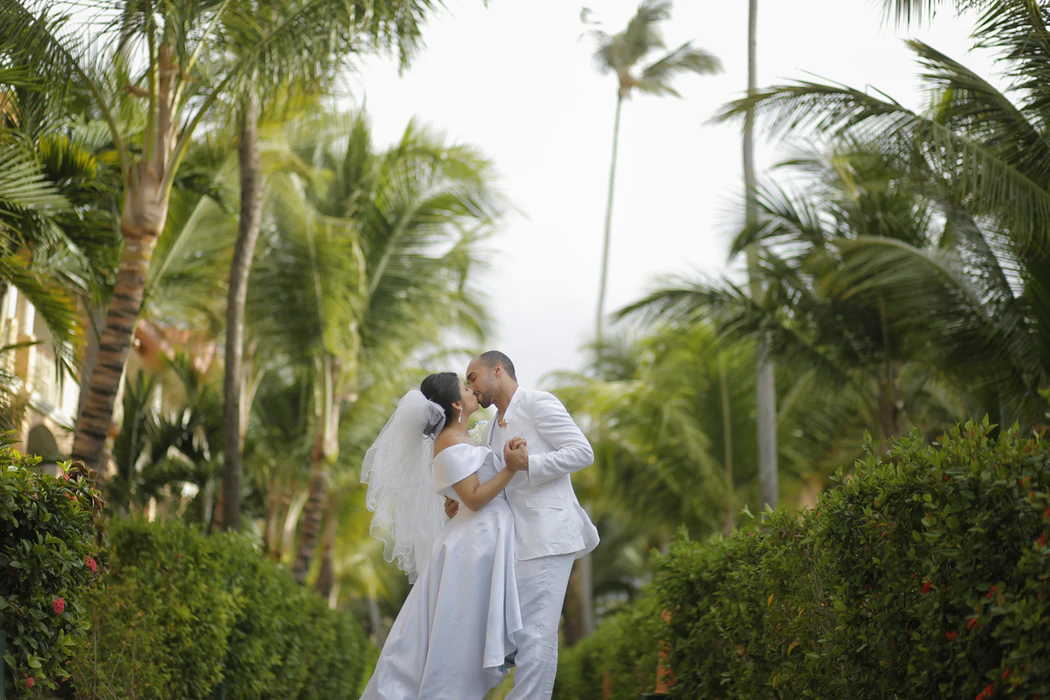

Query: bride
[[359, 372, 527, 699]]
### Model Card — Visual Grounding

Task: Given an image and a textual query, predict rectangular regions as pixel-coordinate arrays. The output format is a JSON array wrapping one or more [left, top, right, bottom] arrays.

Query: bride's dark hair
[[420, 372, 461, 437]]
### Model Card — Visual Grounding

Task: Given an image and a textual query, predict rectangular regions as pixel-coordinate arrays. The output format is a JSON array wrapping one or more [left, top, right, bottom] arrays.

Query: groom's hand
[[444, 497, 458, 519], [504, 438, 529, 472]]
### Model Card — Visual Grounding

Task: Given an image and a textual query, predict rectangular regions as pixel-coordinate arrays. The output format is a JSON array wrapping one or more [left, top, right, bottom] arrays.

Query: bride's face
[[458, 378, 480, 419]]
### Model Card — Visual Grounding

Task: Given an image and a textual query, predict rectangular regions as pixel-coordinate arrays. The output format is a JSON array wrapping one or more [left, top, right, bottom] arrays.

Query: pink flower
[[53, 597, 65, 615], [62, 471, 71, 481], [85, 556, 97, 574], [25, 676, 35, 689]]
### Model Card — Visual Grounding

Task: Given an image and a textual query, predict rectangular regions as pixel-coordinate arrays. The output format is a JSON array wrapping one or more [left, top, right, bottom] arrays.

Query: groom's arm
[[525, 391, 594, 485]]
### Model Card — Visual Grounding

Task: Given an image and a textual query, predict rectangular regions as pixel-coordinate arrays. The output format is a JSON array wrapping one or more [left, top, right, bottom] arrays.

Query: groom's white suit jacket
[[482, 388, 600, 561]]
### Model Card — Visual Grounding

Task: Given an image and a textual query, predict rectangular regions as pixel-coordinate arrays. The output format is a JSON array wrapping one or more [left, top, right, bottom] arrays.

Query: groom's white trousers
[[506, 552, 576, 700]]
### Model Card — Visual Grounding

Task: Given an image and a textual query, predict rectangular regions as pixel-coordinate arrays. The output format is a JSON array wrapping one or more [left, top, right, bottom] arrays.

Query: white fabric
[[360, 391, 449, 583], [483, 388, 600, 561], [505, 553, 575, 700], [361, 444, 523, 700]]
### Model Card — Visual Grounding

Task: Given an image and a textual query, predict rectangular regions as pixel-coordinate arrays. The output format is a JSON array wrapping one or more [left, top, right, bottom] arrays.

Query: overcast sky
[[345, 0, 1000, 388]]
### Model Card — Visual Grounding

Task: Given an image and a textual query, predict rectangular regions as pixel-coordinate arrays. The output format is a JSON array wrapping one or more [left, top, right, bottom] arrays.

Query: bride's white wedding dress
[[360, 444, 522, 700]]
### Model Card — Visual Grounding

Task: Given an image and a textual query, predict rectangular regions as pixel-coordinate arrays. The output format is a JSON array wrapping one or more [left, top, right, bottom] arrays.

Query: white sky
[[346, 0, 1000, 387]]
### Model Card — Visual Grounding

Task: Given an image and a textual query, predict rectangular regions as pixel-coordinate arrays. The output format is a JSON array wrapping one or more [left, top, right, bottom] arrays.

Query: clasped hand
[[443, 437, 528, 519], [504, 437, 529, 472]]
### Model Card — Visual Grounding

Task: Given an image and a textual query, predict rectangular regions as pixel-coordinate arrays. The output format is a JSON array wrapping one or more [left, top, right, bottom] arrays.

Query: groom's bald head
[[475, 351, 516, 381], [466, 350, 517, 409]]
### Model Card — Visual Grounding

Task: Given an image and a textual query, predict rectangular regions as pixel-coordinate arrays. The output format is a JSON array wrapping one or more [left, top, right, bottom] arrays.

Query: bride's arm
[[450, 455, 521, 511]]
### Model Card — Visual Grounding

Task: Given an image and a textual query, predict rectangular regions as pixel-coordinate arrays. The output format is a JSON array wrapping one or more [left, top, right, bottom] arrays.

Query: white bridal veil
[[360, 390, 449, 583]]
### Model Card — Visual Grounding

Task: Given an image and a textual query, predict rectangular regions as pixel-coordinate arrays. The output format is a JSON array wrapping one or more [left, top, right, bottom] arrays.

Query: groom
[[456, 350, 600, 699]]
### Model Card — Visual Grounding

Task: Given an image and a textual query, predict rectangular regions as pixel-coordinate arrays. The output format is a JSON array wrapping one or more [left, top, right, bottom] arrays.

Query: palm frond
[[878, 0, 983, 26], [716, 77, 1050, 252], [832, 235, 1045, 420], [0, 145, 70, 217], [909, 39, 1050, 186], [637, 41, 722, 96]]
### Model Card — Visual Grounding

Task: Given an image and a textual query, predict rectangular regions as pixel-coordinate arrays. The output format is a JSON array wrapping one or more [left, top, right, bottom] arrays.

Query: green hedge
[[553, 595, 663, 700], [67, 519, 369, 699], [557, 422, 1050, 699], [1, 443, 103, 699]]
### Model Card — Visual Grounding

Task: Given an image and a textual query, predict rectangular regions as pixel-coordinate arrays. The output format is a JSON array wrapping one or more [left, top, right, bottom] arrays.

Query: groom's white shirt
[[483, 388, 600, 561]]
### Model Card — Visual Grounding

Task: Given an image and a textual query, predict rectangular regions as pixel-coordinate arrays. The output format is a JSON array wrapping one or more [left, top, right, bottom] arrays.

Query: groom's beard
[[476, 391, 493, 409]]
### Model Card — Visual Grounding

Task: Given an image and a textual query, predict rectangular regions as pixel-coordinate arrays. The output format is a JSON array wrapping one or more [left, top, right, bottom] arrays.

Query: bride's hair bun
[[422, 411, 444, 439], [420, 372, 461, 437]]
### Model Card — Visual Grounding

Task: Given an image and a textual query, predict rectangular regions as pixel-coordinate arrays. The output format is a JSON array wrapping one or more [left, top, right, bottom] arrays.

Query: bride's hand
[[444, 496, 458, 519]]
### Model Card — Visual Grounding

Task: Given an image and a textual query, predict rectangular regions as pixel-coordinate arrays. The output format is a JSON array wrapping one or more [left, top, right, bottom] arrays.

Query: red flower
[[53, 597, 65, 615], [986, 586, 999, 600], [1037, 534, 1049, 548], [62, 470, 71, 481], [968, 617, 979, 631], [943, 475, 950, 481], [946, 631, 958, 641], [25, 677, 34, 689], [922, 580, 933, 595], [85, 556, 97, 574], [1044, 507, 1050, 520], [1002, 668, 1011, 680]]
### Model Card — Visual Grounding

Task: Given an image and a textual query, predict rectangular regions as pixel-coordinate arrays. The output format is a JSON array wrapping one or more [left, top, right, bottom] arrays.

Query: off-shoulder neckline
[[432, 442, 487, 461]]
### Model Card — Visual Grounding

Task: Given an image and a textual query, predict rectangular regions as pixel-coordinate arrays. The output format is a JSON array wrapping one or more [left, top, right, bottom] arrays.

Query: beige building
[[0, 286, 80, 472]]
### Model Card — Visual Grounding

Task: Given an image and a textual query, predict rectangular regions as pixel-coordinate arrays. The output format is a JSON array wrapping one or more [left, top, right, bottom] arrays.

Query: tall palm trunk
[[221, 90, 263, 532], [719, 353, 734, 533], [743, 0, 778, 509], [572, 90, 626, 642], [877, 299, 902, 443], [71, 43, 178, 472], [72, 177, 167, 469], [314, 493, 341, 602], [264, 488, 283, 558], [596, 93, 625, 347], [292, 357, 339, 584]]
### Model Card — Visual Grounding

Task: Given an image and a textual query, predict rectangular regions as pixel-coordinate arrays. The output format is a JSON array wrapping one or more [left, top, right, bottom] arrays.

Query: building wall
[[0, 286, 79, 462]]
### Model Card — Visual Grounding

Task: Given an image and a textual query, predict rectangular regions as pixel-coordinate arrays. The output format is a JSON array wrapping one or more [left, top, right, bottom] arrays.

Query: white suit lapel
[[482, 415, 496, 449]]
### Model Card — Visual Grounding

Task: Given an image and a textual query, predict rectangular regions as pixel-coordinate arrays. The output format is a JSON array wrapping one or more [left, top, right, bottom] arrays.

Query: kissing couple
[[359, 351, 599, 700]]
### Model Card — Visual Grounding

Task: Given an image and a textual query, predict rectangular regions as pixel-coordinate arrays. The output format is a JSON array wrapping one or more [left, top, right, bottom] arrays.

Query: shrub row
[[65, 518, 371, 699], [1, 443, 103, 698], [556, 422, 1050, 699]]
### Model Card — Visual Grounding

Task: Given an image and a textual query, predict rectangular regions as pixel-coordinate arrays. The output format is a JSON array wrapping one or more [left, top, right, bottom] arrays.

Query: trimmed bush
[[1, 443, 103, 698], [67, 519, 369, 699], [804, 421, 1050, 698], [553, 594, 663, 700], [557, 422, 1050, 699]]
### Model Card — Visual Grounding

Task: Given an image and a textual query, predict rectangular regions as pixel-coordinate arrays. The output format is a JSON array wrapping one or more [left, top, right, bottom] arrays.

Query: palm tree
[[620, 146, 979, 445], [554, 323, 894, 538], [742, 0, 779, 510], [587, 0, 721, 346], [0, 123, 121, 373], [714, 0, 1050, 425], [0, 0, 434, 473], [220, 1, 438, 532], [244, 112, 503, 584]]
